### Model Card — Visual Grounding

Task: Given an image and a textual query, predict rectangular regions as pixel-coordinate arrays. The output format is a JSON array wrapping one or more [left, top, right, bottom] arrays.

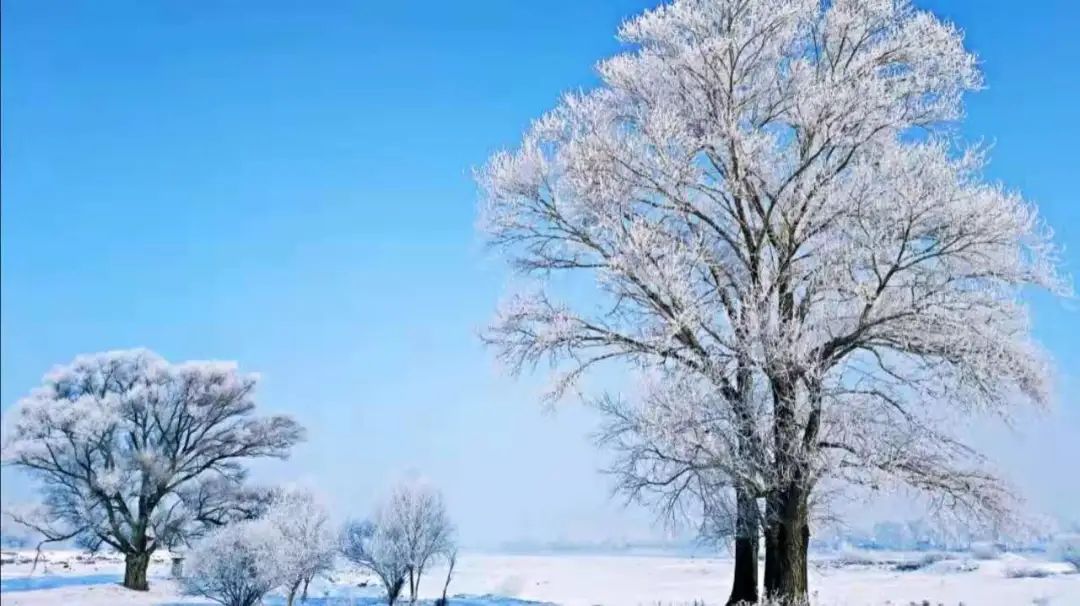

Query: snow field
[[2, 550, 1078, 605]]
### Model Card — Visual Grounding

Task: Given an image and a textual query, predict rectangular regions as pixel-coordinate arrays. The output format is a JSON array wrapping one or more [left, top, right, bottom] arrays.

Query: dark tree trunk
[[727, 489, 759, 605], [387, 576, 405, 606], [763, 483, 809, 605], [763, 524, 779, 596], [287, 579, 301, 606], [123, 551, 151, 591], [726, 353, 761, 605], [762, 368, 812, 605]]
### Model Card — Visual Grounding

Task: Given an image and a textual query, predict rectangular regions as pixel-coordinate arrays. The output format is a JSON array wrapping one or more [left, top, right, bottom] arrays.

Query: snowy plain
[[2, 549, 1078, 606]]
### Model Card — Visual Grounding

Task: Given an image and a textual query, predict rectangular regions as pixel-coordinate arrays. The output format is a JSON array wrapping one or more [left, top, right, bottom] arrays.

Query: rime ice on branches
[[478, 0, 1066, 602], [2, 349, 305, 591]]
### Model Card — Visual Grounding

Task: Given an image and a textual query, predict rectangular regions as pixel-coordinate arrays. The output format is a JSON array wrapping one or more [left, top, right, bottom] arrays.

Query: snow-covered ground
[[1, 549, 1077, 605]]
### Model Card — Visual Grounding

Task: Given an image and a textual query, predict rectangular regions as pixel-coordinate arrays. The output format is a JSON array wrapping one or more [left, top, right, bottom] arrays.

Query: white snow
[[1, 549, 1077, 605], [0, 579, 204, 606]]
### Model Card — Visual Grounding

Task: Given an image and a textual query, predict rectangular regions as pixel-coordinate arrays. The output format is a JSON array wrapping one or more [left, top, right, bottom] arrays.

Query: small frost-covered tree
[[1, 349, 304, 590], [263, 487, 338, 606], [389, 479, 455, 604], [479, 0, 1064, 602], [342, 479, 454, 606], [341, 518, 409, 606], [1052, 534, 1080, 571], [182, 519, 284, 606], [437, 548, 458, 606]]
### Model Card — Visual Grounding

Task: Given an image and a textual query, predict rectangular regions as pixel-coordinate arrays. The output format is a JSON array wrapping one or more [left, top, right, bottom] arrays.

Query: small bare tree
[[436, 548, 458, 606], [0, 349, 305, 590]]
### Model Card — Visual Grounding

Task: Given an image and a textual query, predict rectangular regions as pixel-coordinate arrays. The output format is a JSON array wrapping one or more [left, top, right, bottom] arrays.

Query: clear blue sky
[[2, 0, 1077, 547]]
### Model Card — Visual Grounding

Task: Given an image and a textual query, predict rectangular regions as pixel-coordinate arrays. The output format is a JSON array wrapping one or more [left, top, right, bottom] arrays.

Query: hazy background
[[2, 0, 1077, 549]]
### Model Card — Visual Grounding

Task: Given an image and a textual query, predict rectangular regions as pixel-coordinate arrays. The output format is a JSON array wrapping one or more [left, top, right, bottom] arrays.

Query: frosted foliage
[[386, 479, 456, 602], [263, 487, 338, 602], [479, 0, 1065, 530], [595, 368, 770, 530], [0, 349, 304, 559], [342, 479, 455, 605], [342, 517, 410, 605], [1052, 534, 1080, 571], [183, 519, 284, 606]]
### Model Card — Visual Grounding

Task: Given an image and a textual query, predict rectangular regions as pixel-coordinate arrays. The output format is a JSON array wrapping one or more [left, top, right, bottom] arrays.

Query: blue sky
[[2, 0, 1077, 547]]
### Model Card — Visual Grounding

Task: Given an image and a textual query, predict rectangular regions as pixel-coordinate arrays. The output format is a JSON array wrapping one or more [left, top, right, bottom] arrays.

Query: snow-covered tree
[[478, 0, 1064, 602], [263, 486, 338, 606], [1, 349, 305, 590], [182, 518, 284, 606], [387, 479, 455, 604], [436, 548, 458, 606], [1052, 534, 1080, 571], [0, 511, 34, 548], [341, 518, 409, 606], [594, 368, 769, 605], [341, 479, 455, 606], [171, 476, 278, 535]]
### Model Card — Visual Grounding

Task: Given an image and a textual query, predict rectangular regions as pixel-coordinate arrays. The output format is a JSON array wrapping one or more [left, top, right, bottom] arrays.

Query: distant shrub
[[923, 558, 979, 574], [656, 601, 798, 606], [895, 552, 948, 571], [1050, 534, 1080, 571], [725, 601, 797, 606], [969, 541, 1001, 560], [1004, 564, 1053, 578], [833, 547, 882, 567]]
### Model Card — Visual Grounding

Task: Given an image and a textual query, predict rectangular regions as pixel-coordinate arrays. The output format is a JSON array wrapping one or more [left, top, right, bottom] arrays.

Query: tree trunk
[[763, 524, 779, 597], [123, 551, 151, 591], [286, 579, 301, 606], [763, 369, 811, 605], [763, 483, 809, 605], [387, 576, 405, 606], [727, 489, 759, 605]]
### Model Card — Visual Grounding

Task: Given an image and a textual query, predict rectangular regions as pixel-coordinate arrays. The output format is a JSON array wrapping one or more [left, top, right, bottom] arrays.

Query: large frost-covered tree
[[1, 349, 305, 590], [478, 0, 1064, 602]]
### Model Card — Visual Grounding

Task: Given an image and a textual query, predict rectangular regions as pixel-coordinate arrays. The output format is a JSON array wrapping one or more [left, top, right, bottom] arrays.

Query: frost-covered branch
[[182, 519, 284, 606], [479, 0, 1066, 601], [1, 349, 305, 590], [263, 486, 338, 606], [341, 479, 456, 605]]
